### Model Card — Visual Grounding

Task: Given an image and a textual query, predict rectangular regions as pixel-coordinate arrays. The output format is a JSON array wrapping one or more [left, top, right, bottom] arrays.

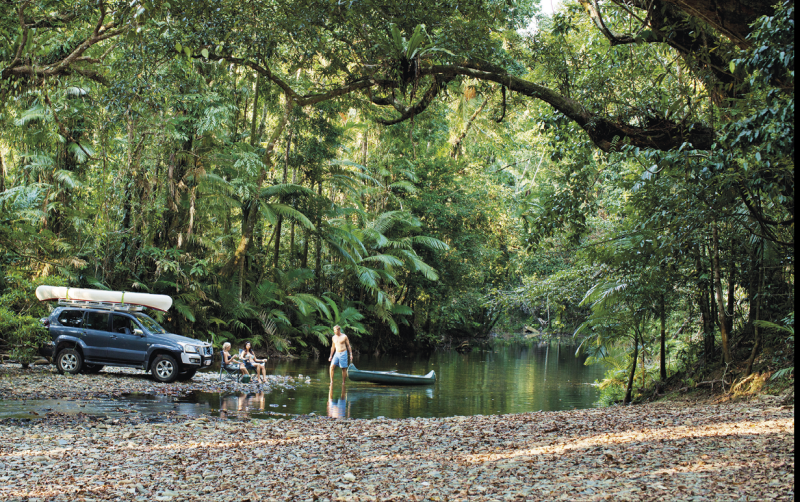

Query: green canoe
[[347, 364, 436, 385]]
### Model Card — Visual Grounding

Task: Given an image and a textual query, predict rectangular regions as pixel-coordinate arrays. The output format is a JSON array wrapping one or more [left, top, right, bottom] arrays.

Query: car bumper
[[180, 352, 213, 368]]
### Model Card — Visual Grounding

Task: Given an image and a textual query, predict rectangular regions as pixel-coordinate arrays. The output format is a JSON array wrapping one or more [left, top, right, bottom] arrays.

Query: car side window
[[85, 311, 110, 331], [57, 310, 84, 328], [111, 314, 137, 334]]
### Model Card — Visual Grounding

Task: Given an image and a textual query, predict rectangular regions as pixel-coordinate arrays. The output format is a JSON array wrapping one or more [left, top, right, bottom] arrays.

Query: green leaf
[[201, 48, 209, 59]]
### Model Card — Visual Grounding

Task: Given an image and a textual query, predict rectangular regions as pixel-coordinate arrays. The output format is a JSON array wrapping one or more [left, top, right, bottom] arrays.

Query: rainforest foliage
[[0, 0, 793, 400]]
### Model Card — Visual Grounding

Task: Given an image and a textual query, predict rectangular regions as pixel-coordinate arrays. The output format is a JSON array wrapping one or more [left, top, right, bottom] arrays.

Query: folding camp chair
[[218, 353, 247, 382], [219, 363, 239, 382]]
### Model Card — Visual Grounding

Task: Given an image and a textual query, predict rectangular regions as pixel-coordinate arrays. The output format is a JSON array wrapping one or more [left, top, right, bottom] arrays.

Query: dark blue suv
[[42, 305, 213, 382]]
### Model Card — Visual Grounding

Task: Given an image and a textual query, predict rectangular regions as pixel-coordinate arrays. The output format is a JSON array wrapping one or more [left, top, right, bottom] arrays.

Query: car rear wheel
[[152, 354, 179, 383], [56, 349, 83, 375]]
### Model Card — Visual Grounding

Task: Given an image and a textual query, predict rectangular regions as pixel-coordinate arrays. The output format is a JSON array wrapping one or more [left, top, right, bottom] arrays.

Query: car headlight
[[178, 342, 198, 353]]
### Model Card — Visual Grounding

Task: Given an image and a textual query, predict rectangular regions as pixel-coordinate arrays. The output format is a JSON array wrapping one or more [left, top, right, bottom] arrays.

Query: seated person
[[222, 342, 247, 377], [240, 341, 268, 384]]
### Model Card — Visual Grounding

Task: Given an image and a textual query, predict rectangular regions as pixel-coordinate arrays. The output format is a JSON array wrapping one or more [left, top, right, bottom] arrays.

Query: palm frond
[[356, 267, 380, 289], [262, 202, 315, 229], [52, 169, 83, 189], [360, 254, 404, 267], [389, 180, 417, 193], [369, 210, 408, 234], [411, 235, 450, 251], [173, 300, 196, 322], [14, 104, 49, 126], [391, 304, 413, 316], [259, 183, 316, 199], [67, 142, 94, 163], [288, 293, 331, 318]]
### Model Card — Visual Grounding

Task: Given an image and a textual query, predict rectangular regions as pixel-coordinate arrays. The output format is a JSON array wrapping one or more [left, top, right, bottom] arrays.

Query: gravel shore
[[0, 363, 305, 401], [0, 365, 794, 501]]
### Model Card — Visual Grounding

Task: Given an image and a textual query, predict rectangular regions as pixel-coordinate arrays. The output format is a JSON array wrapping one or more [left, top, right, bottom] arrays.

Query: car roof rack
[[57, 299, 146, 312]]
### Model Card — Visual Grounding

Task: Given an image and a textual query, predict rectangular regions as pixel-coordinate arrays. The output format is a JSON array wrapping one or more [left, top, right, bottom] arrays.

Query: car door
[[82, 311, 111, 360], [108, 313, 149, 363]]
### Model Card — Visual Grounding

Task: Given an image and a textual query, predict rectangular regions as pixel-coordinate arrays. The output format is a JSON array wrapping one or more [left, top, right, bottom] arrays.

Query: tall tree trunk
[[726, 254, 736, 335], [624, 330, 640, 404], [712, 222, 732, 364], [0, 150, 5, 193], [745, 253, 764, 375], [250, 74, 261, 146], [641, 342, 646, 389], [273, 129, 291, 272], [314, 182, 323, 296], [696, 250, 715, 363], [49, 111, 82, 237], [361, 130, 368, 165], [223, 98, 294, 277], [121, 116, 136, 257], [660, 294, 667, 381], [301, 229, 309, 270], [162, 135, 193, 249], [289, 167, 297, 268]]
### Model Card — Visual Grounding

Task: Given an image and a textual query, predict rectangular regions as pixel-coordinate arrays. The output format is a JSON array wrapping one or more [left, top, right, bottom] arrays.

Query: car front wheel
[[152, 354, 179, 383], [56, 349, 83, 375], [178, 369, 197, 381]]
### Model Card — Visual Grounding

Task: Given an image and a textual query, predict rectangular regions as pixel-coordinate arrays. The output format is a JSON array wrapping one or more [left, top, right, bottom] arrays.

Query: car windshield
[[133, 313, 167, 334]]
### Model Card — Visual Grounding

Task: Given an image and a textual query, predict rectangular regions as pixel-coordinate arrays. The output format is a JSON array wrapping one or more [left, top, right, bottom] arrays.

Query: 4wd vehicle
[[40, 303, 213, 383]]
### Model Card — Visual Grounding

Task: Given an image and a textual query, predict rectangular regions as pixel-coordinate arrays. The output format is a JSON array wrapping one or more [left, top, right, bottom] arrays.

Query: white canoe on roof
[[35, 285, 172, 312]]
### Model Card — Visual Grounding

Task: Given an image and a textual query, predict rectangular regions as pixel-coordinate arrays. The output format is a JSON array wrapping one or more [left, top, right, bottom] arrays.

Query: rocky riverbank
[[0, 364, 793, 502], [0, 363, 306, 401]]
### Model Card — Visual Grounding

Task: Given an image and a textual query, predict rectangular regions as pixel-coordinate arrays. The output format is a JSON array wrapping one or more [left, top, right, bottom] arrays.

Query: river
[[202, 341, 606, 419], [0, 342, 607, 420]]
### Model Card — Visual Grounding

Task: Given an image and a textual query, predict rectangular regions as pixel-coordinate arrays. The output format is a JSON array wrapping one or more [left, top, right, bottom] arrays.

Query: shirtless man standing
[[328, 325, 353, 382]]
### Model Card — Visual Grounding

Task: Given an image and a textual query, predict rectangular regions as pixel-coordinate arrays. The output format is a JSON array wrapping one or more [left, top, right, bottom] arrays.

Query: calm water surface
[[1, 343, 606, 420], [205, 342, 606, 419]]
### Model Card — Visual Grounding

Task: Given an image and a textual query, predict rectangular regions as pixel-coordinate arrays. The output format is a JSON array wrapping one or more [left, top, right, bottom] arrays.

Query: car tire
[[178, 369, 197, 381], [152, 354, 179, 383], [83, 364, 104, 374], [56, 349, 83, 375]]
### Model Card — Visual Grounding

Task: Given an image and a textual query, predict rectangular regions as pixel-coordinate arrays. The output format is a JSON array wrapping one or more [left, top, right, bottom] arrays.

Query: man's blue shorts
[[330, 351, 348, 368]]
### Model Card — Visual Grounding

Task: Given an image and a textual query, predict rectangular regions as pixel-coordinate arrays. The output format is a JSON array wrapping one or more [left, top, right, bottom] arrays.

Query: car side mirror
[[133, 328, 144, 336]]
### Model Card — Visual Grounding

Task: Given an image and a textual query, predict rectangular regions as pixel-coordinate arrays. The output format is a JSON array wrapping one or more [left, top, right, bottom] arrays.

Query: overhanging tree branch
[[1, 1, 128, 87], [375, 75, 454, 125], [421, 63, 714, 152]]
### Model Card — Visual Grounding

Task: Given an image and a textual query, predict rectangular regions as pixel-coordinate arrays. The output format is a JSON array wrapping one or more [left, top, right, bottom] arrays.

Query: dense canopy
[[0, 0, 793, 401]]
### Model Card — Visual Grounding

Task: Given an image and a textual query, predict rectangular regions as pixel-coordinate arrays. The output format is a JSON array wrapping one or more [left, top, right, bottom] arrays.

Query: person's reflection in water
[[219, 393, 242, 420], [252, 392, 265, 412], [232, 392, 266, 417], [327, 381, 348, 418], [237, 392, 246, 413], [219, 395, 230, 420]]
